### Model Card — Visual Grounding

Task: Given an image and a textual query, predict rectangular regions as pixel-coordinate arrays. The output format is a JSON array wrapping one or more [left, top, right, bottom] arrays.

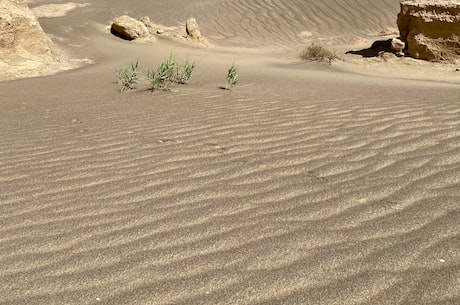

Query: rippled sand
[[1, 1, 459, 304]]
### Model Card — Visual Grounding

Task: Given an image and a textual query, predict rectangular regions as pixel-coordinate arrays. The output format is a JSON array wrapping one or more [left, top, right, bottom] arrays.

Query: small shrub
[[117, 60, 140, 91], [300, 44, 339, 64], [175, 60, 195, 84], [147, 54, 178, 91], [225, 63, 239, 90]]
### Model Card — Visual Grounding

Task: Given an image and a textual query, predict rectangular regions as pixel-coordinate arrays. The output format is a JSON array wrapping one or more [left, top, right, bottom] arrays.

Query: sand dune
[[1, 65, 459, 304], [1, 0, 460, 304], [185, 0, 401, 47], [32, 0, 401, 48]]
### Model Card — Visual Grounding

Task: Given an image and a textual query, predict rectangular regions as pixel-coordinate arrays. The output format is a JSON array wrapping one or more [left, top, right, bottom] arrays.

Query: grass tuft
[[225, 63, 239, 90], [116, 60, 140, 91], [300, 44, 339, 64], [146, 54, 178, 91], [116, 56, 196, 92], [175, 60, 195, 84]]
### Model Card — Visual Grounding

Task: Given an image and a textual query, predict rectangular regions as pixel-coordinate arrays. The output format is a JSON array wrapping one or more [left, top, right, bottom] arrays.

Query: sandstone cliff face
[[397, 0, 460, 61], [0, 0, 60, 80]]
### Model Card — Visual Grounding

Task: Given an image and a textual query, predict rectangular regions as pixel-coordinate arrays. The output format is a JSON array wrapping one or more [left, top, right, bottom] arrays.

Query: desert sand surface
[[1, 1, 460, 305]]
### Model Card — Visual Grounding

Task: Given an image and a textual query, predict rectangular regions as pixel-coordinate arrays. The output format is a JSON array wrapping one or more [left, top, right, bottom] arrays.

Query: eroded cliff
[[397, 0, 460, 61]]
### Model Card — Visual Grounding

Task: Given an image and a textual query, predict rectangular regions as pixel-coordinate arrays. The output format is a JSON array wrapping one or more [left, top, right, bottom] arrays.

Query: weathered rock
[[0, 0, 66, 80], [0, 0, 53, 58], [391, 37, 405, 56], [111, 15, 149, 40], [397, 0, 460, 61], [186, 18, 202, 40], [140, 16, 154, 28], [185, 17, 211, 46], [109, 15, 211, 47]]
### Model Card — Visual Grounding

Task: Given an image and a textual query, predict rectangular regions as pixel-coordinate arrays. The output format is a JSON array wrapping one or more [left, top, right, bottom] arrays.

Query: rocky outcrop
[[139, 16, 155, 29], [111, 15, 150, 40], [391, 38, 405, 56], [110, 15, 211, 47], [186, 18, 202, 41], [0, 0, 66, 80], [397, 0, 460, 61], [185, 17, 210, 46], [0, 0, 54, 60]]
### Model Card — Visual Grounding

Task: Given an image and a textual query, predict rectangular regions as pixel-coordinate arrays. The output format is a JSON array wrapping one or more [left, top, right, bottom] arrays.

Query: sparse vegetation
[[145, 55, 196, 91], [300, 44, 339, 64], [175, 60, 195, 84], [146, 54, 178, 91], [116, 60, 140, 91], [225, 63, 239, 90], [114, 55, 197, 92]]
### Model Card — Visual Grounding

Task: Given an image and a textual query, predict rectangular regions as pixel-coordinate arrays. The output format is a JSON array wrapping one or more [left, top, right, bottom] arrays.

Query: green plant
[[117, 60, 140, 91], [225, 63, 239, 90], [300, 44, 339, 64], [147, 54, 178, 91], [175, 60, 195, 84]]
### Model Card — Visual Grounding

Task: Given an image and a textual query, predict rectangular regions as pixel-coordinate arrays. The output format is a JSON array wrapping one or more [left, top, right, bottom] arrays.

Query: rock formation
[[186, 18, 202, 41], [391, 37, 405, 57], [397, 0, 460, 61], [111, 15, 150, 40], [110, 15, 211, 47], [139, 16, 155, 30], [0, 0, 54, 61], [185, 17, 210, 46], [0, 0, 64, 80]]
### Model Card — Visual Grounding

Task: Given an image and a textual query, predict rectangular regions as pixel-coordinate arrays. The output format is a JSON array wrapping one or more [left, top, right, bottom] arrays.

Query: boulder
[[397, 0, 460, 61], [111, 15, 149, 40]]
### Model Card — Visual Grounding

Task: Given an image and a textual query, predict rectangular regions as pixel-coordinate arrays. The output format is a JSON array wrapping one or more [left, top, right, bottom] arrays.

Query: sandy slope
[[1, 1, 460, 305], [30, 0, 403, 49]]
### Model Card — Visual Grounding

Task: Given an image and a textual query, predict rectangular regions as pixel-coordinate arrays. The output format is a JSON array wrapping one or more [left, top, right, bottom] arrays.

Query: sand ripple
[[1, 77, 459, 304], [188, 0, 401, 47]]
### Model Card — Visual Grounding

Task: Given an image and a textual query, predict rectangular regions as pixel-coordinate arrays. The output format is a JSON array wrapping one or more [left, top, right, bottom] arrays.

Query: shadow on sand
[[346, 38, 400, 58]]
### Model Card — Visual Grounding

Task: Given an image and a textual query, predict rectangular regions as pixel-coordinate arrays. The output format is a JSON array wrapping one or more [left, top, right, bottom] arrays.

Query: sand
[[1, 0, 459, 304]]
